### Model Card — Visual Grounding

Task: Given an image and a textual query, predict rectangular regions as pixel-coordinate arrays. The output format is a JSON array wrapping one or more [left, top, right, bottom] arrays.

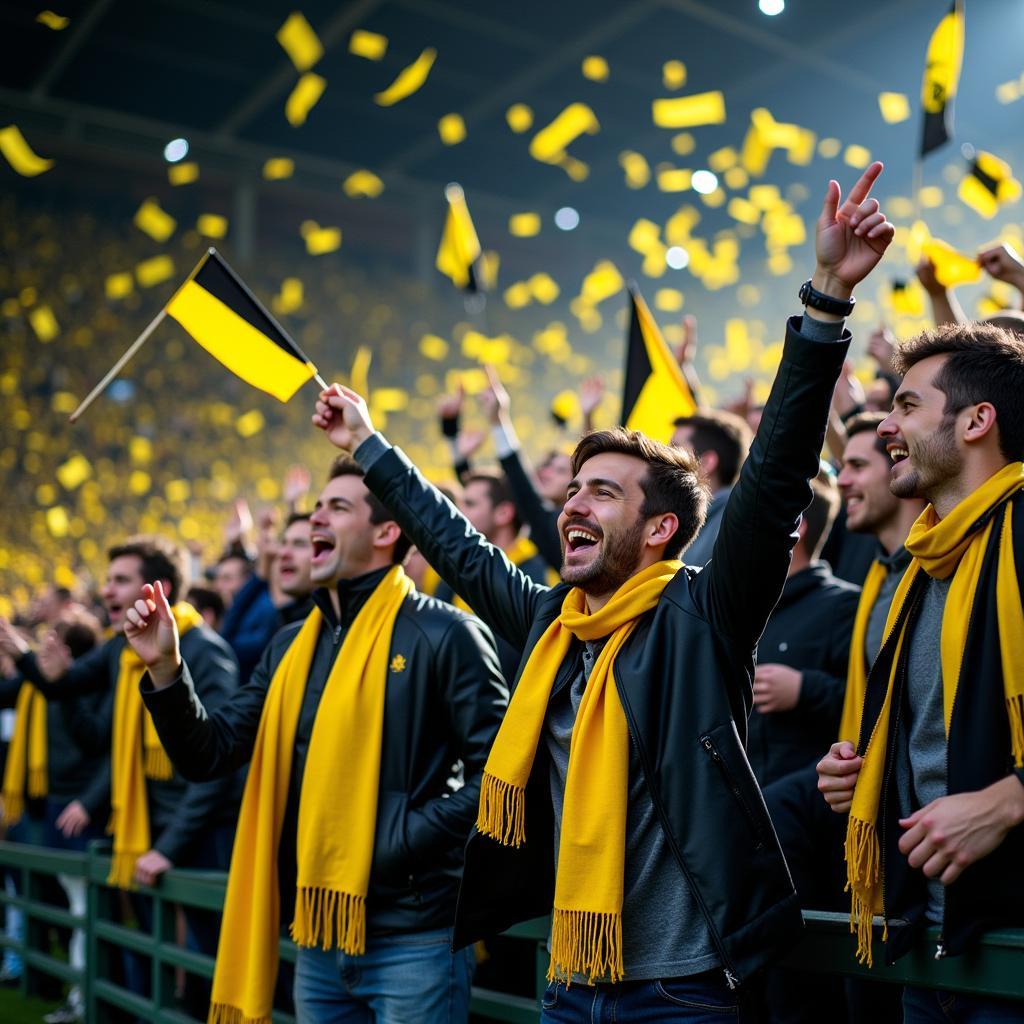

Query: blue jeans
[[293, 926, 475, 1024], [541, 971, 764, 1022], [902, 985, 1024, 1022]]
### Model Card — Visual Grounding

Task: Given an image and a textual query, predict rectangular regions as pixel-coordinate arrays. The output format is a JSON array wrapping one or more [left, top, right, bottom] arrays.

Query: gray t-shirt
[[864, 545, 913, 665], [544, 639, 718, 981], [897, 574, 951, 923]]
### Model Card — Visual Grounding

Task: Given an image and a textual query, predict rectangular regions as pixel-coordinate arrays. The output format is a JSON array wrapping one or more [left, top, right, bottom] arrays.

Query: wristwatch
[[799, 279, 855, 317]]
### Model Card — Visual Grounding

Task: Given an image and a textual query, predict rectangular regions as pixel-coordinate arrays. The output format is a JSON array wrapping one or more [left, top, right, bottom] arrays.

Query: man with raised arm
[[313, 166, 894, 1021]]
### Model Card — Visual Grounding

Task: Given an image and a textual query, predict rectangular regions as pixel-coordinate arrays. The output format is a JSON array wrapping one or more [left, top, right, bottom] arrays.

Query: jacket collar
[[777, 561, 834, 605], [311, 566, 392, 629]]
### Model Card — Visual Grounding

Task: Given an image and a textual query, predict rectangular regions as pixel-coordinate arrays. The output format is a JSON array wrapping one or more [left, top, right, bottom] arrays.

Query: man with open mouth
[[314, 163, 894, 1022]]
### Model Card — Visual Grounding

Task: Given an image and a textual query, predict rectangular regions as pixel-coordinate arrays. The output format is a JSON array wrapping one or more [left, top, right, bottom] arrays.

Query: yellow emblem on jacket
[[389, 654, 407, 673]]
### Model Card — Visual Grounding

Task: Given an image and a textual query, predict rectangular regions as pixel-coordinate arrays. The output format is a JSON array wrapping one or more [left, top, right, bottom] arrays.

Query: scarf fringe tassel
[[107, 852, 138, 890], [145, 746, 174, 781], [2, 792, 23, 826], [290, 886, 366, 954], [1008, 694, 1024, 768], [477, 773, 526, 848], [549, 908, 623, 984], [845, 816, 886, 967], [208, 1004, 271, 1024]]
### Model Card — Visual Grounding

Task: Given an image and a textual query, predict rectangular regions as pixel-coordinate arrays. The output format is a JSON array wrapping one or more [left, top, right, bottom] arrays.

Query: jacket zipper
[[613, 669, 743, 989], [699, 734, 764, 849]]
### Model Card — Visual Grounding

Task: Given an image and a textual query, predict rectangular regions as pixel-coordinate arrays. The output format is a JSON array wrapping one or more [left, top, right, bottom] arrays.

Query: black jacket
[[498, 449, 562, 570], [17, 625, 241, 864], [359, 317, 850, 985], [141, 570, 508, 935], [747, 561, 861, 786]]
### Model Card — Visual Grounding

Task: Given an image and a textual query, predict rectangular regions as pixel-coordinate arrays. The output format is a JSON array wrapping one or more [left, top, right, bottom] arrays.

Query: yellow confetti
[[581, 261, 623, 304], [0, 126, 54, 176], [619, 151, 650, 189], [506, 104, 534, 133], [28, 305, 59, 342], [350, 345, 372, 395], [349, 29, 387, 60], [652, 91, 725, 129], [996, 80, 1021, 104], [724, 166, 749, 190], [36, 10, 70, 29], [46, 507, 69, 538], [530, 273, 560, 304], [728, 197, 760, 225], [655, 289, 684, 312], [304, 224, 341, 255], [197, 214, 228, 238], [707, 147, 737, 172], [130, 437, 152, 463], [671, 132, 695, 156], [276, 12, 323, 72], [558, 155, 589, 181], [236, 410, 265, 438], [509, 212, 541, 237], [133, 198, 176, 242], [135, 255, 175, 288], [503, 282, 532, 309], [844, 144, 871, 168], [530, 103, 599, 164], [438, 113, 466, 145], [419, 334, 448, 361], [50, 392, 77, 415], [818, 137, 842, 159], [165, 479, 191, 503], [629, 218, 662, 254], [918, 186, 944, 208], [582, 55, 609, 82], [343, 169, 384, 197], [168, 161, 199, 185], [286, 72, 326, 126], [272, 277, 304, 315], [663, 60, 687, 90], [374, 48, 436, 106], [105, 272, 133, 300], [129, 471, 151, 496], [263, 157, 295, 180], [56, 454, 91, 491], [656, 167, 692, 192], [878, 92, 911, 124]]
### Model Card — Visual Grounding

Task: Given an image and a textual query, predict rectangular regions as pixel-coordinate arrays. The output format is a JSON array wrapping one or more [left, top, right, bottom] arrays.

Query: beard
[[890, 416, 961, 501], [560, 514, 648, 595]]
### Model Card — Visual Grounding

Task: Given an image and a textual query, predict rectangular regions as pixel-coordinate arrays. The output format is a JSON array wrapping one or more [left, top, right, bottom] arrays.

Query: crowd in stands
[[3, 171, 1024, 1024]]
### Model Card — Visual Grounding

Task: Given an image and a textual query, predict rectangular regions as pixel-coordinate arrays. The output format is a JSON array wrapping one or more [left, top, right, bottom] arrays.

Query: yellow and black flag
[[621, 284, 697, 443], [919, 0, 964, 157], [435, 183, 482, 291], [166, 249, 318, 402], [958, 150, 1022, 219]]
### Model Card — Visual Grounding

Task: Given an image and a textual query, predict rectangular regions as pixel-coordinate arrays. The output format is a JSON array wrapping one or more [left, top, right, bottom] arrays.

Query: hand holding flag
[[313, 384, 376, 452]]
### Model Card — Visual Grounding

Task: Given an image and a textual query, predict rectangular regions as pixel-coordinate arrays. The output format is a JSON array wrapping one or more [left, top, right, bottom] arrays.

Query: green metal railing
[[1, 839, 1021, 1022]]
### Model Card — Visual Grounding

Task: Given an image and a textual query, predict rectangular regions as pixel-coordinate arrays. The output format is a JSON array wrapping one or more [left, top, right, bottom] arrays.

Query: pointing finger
[[844, 161, 884, 209]]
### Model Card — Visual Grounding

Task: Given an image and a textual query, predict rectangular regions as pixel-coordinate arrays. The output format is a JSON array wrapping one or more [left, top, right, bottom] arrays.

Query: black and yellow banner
[[166, 249, 317, 402], [919, 0, 964, 157], [435, 184, 482, 291], [958, 150, 1022, 219], [621, 285, 697, 443]]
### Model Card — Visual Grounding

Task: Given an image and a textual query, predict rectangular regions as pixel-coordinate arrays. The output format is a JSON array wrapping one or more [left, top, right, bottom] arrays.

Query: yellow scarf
[[846, 462, 1024, 965], [837, 559, 888, 745], [449, 536, 559, 613], [209, 566, 413, 1024], [477, 559, 681, 984], [107, 603, 203, 889], [1, 684, 48, 825]]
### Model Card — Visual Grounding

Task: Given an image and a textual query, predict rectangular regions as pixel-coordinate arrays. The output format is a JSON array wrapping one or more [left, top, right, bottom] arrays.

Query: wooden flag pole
[[313, 371, 329, 390], [68, 308, 167, 423]]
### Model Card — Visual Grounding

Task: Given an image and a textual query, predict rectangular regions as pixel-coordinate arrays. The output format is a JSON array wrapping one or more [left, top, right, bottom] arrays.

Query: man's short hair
[[844, 411, 889, 459], [107, 535, 188, 603], [894, 322, 1024, 461], [284, 511, 311, 530], [801, 470, 841, 561], [671, 409, 752, 488], [328, 456, 412, 565], [463, 470, 522, 534], [984, 309, 1024, 336], [186, 586, 225, 623], [571, 428, 710, 559]]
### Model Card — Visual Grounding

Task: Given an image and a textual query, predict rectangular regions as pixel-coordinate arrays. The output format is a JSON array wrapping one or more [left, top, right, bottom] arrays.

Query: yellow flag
[[922, 238, 981, 288], [920, 1, 964, 155], [957, 151, 1022, 219], [435, 185, 481, 290]]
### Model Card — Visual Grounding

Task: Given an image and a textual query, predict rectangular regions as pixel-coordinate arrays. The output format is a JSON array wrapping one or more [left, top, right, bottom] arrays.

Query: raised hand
[[123, 581, 180, 686], [37, 631, 72, 681], [313, 384, 375, 451], [578, 375, 606, 418], [866, 325, 897, 374], [815, 162, 894, 295], [480, 364, 511, 426], [977, 243, 1024, 292], [456, 429, 487, 461], [0, 616, 29, 658], [436, 381, 465, 421], [283, 464, 311, 506], [676, 314, 698, 366]]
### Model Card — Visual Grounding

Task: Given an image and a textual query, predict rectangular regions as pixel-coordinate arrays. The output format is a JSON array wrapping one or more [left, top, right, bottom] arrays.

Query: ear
[[961, 402, 999, 446], [372, 520, 403, 553], [646, 512, 680, 551], [699, 450, 720, 478], [493, 500, 517, 530]]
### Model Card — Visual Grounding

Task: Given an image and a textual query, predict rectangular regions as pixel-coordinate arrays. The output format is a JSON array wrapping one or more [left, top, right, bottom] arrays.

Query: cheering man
[[314, 165, 894, 1020]]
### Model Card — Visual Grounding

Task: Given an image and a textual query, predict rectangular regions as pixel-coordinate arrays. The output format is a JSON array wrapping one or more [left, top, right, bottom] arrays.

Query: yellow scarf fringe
[[144, 746, 174, 781], [477, 774, 526, 848], [291, 887, 367, 954], [846, 463, 1024, 966], [549, 908, 624, 984], [208, 1005, 270, 1024]]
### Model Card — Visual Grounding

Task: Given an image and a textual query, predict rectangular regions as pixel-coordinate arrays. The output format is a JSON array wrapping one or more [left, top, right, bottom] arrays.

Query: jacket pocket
[[699, 726, 766, 850], [371, 790, 412, 885]]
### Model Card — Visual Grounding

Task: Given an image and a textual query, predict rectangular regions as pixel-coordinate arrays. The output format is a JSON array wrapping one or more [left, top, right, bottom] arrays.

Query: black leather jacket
[[358, 317, 850, 984], [141, 569, 508, 934]]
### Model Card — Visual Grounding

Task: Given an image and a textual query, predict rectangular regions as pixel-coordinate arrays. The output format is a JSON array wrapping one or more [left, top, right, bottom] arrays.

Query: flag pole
[[68, 309, 167, 423], [312, 372, 329, 390]]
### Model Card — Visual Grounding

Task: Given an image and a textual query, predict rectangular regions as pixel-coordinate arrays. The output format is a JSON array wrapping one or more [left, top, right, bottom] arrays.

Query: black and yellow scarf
[[845, 462, 1024, 965], [1, 683, 48, 825]]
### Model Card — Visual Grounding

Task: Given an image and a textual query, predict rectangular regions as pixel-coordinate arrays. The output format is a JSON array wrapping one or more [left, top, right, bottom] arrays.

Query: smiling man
[[817, 323, 1024, 1022], [123, 456, 506, 1024], [314, 166, 894, 1021]]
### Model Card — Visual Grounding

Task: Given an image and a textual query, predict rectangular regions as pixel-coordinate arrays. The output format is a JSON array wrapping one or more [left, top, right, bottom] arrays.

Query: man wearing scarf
[[314, 164, 895, 1021], [125, 456, 507, 1024], [817, 324, 1024, 1022]]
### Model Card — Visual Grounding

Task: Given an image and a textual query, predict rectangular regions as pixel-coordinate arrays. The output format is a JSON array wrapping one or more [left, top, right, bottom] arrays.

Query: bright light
[[554, 206, 580, 231], [163, 138, 189, 163], [759, 0, 785, 15], [666, 246, 690, 270], [691, 170, 718, 195]]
